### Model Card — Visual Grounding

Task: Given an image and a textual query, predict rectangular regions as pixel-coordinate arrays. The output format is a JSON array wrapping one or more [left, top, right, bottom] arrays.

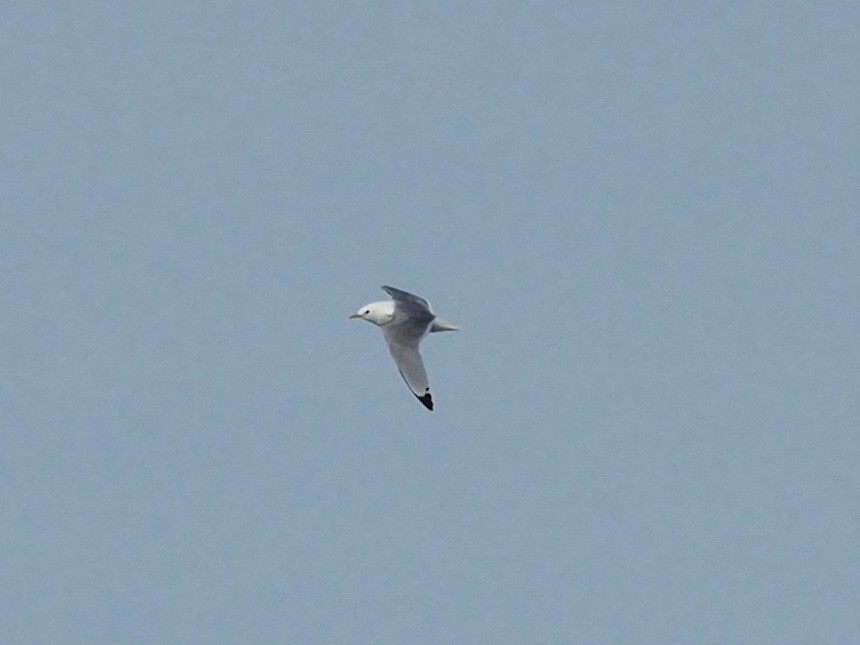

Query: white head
[[349, 300, 395, 327]]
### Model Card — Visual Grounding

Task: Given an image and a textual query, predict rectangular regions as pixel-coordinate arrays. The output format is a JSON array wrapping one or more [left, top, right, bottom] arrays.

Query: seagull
[[350, 286, 460, 410]]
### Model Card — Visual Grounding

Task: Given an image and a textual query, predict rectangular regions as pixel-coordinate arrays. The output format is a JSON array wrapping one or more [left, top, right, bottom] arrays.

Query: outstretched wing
[[380, 286, 437, 410], [383, 321, 434, 411], [382, 286, 433, 315]]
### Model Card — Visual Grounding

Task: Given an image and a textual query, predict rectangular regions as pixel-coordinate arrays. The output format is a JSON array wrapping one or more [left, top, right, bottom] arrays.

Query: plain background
[[2, 2, 858, 643]]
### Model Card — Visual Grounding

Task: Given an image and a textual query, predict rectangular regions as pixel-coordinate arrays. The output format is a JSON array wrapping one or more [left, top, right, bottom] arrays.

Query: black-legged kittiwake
[[349, 286, 460, 410]]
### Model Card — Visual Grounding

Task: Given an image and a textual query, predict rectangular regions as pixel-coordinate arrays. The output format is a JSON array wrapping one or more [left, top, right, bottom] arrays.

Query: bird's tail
[[430, 317, 461, 332]]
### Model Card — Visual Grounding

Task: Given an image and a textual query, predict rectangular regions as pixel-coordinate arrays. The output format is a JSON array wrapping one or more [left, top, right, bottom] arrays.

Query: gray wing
[[383, 324, 434, 410], [381, 286, 433, 318]]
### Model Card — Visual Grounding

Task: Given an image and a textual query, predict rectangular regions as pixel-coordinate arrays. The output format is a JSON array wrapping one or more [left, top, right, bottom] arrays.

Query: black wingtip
[[417, 392, 433, 411]]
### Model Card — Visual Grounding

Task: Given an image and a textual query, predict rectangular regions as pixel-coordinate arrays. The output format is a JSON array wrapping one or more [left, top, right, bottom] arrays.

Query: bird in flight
[[349, 286, 460, 410]]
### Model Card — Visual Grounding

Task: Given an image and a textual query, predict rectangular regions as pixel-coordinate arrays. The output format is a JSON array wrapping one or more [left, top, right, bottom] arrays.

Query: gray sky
[[2, 3, 858, 643]]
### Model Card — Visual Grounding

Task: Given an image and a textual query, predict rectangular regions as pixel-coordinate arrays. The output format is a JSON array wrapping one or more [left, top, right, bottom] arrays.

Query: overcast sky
[[2, 2, 858, 643]]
